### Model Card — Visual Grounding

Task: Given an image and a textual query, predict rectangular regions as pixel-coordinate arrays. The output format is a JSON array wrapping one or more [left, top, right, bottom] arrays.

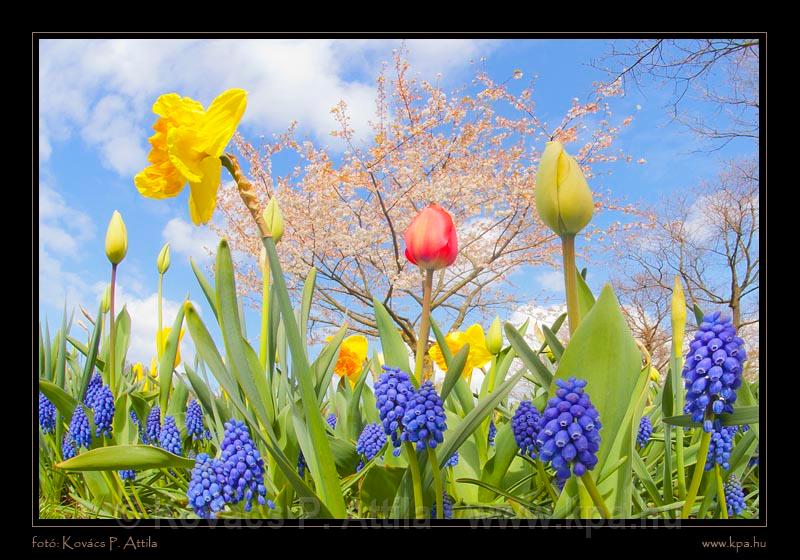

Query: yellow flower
[[428, 324, 492, 379], [535, 140, 594, 237], [649, 366, 661, 382], [132, 362, 144, 382], [105, 210, 128, 265], [156, 327, 185, 368], [134, 89, 248, 225], [149, 357, 159, 378], [333, 335, 368, 384]]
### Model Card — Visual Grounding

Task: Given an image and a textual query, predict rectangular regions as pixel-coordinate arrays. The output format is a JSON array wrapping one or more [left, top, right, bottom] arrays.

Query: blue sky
[[37, 38, 756, 365]]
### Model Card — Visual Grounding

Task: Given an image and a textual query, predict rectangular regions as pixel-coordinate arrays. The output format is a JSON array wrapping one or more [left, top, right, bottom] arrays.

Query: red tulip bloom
[[404, 204, 458, 270]]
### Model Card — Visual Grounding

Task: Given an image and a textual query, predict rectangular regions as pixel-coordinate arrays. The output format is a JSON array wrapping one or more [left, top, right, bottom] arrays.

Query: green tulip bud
[[157, 243, 171, 274], [101, 285, 111, 314], [535, 141, 594, 237], [104, 210, 128, 265], [486, 316, 503, 355], [262, 197, 284, 243]]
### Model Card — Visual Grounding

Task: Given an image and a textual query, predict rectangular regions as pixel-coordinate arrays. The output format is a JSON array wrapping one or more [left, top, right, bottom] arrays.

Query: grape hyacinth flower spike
[[39, 393, 56, 434], [187, 453, 227, 519], [724, 476, 746, 517], [326, 413, 337, 430], [62, 434, 77, 460], [535, 378, 601, 482], [637, 416, 652, 449], [683, 311, 746, 431], [445, 451, 459, 468], [706, 425, 737, 471], [512, 401, 542, 458], [220, 420, 271, 512], [69, 404, 92, 450], [159, 416, 182, 456], [186, 399, 210, 441], [374, 365, 415, 450], [400, 380, 448, 451], [488, 419, 497, 447], [356, 422, 387, 471], [145, 405, 161, 444]]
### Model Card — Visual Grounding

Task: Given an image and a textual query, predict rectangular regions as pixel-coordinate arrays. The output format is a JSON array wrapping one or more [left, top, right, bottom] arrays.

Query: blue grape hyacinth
[[69, 404, 92, 449], [187, 453, 227, 519], [706, 425, 737, 471], [399, 380, 447, 451], [119, 470, 136, 481], [356, 422, 387, 471], [536, 377, 601, 482], [326, 413, 337, 430], [145, 405, 161, 444], [488, 419, 497, 447], [637, 416, 652, 449], [62, 434, 77, 460], [220, 420, 270, 512], [374, 365, 415, 449], [445, 452, 459, 468], [39, 393, 56, 434], [724, 476, 746, 516], [298, 452, 306, 478], [431, 493, 454, 519], [84, 373, 102, 404], [512, 401, 542, 458], [159, 416, 182, 456], [186, 399, 209, 441], [88, 383, 115, 438], [683, 312, 746, 431]]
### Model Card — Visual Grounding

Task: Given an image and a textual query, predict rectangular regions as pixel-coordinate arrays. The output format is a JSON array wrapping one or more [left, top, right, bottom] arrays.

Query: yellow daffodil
[[135, 89, 248, 225], [156, 327, 185, 368], [333, 335, 368, 384], [428, 324, 492, 379], [132, 362, 144, 382]]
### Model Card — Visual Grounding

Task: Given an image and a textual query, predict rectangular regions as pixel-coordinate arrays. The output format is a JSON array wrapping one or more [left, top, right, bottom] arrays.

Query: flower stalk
[[682, 429, 712, 518], [428, 447, 444, 519], [715, 464, 728, 519], [561, 235, 581, 336], [405, 442, 425, 519], [580, 472, 611, 519], [414, 269, 434, 384]]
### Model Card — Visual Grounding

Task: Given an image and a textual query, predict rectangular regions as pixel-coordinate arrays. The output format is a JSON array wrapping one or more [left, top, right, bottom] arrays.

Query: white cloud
[[537, 270, 565, 293], [162, 217, 219, 265], [39, 39, 500, 172]]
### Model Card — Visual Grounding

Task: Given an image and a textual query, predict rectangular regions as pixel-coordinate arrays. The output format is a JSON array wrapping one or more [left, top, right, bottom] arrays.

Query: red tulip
[[404, 204, 458, 270]]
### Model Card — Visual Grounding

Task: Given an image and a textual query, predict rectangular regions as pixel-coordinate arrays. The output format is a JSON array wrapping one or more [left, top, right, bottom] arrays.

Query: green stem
[[259, 264, 270, 371], [663, 424, 674, 506], [405, 442, 424, 519], [536, 460, 558, 504], [428, 447, 443, 519], [157, 272, 164, 359], [109, 264, 117, 391], [715, 464, 728, 519], [681, 430, 712, 518], [561, 235, 580, 336], [413, 269, 434, 384], [129, 481, 148, 518], [580, 472, 611, 519]]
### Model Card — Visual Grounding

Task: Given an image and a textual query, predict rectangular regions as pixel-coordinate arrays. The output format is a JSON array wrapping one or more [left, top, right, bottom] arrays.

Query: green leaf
[[361, 466, 407, 514], [263, 237, 346, 517], [113, 306, 131, 390], [457, 478, 539, 511], [77, 303, 104, 403], [56, 444, 194, 471], [541, 325, 564, 361], [347, 364, 370, 440], [373, 297, 411, 376], [440, 344, 469, 402], [663, 407, 759, 428], [693, 303, 705, 328], [504, 323, 553, 388], [575, 266, 596, 319], [479, 422, 518, 501], [190, 256, 219, 321], [158, 304, 186, 415], [299, 267, 317, 358]]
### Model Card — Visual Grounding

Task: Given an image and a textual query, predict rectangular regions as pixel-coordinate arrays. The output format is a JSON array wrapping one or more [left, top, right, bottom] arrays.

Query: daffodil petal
[[200, 88, 247, 158], [134, 161, 186, 199], [168, 126, 205, 183], [342, 335, 368, 362], [188, 156, 222, 225]]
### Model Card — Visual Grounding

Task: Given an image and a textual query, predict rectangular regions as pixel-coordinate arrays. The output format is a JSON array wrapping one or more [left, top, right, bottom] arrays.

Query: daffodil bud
[[157, 243, 171, 274], [671, 276, 687, 360], [105, 210, 128, 265], [535, 141, 594, 237], [486, 316, 503, 355], [262, 197, 284, 243], [101, 285, 111, 314]]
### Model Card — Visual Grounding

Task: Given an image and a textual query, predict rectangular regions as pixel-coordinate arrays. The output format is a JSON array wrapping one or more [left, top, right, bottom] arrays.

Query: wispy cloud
[[162, 217, 219, 265]]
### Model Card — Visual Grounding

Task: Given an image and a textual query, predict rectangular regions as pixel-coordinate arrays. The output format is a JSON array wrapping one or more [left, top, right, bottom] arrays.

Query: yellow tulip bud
[[101, 285, 111, 314], [671, 276, 687, 360], [157, 243, 171, 274], [486, 316, 503, 355], [535, 141, 594, 237], [104, 210, 128, 265], [262, 197, 285, 243]]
